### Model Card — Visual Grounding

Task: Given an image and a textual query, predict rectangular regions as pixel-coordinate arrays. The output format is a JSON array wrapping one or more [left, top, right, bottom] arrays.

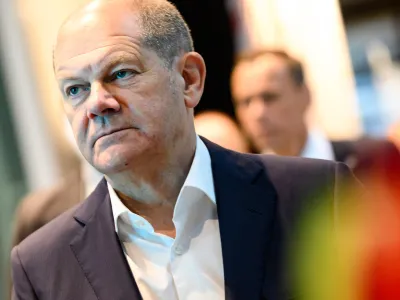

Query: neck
[[106, 131, 197, 208]]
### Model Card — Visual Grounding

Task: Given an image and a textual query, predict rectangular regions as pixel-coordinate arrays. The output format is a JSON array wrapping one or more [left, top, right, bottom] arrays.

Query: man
[[194, 111, 249, 153], [231, 49, 400, 182], [11, 1, 359, 299]]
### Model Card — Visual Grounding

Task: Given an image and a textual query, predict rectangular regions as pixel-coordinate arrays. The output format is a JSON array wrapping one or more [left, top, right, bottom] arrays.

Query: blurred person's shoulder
[[213, 142, 355, 193], [332, 137, 400, 160], [205, 137, 353, 188], [245, 151, 350, 181], [250, 153, 360, 227], [12, 169, 83, 246]]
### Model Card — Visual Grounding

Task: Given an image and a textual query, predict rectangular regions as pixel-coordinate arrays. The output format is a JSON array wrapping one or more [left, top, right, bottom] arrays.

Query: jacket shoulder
[[15, 202, 81, 262], [12, 174, 82, 246], [14, 178, 106, 266]]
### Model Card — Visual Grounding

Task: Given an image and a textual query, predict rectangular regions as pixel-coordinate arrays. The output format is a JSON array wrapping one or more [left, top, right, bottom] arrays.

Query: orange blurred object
[[388, 122, 400, 150]]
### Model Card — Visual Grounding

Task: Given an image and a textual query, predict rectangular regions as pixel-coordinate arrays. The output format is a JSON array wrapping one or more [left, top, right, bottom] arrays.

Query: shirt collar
[[300, 129, 335, 160], [108, 135, 215, 232], [261, 129, 335, 161], [179, 135, 216, 204], [108, 181, 130, 232]]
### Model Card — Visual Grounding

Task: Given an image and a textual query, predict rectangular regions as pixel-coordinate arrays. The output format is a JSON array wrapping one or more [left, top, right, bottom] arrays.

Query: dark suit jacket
[[11, 140, 358, 300]]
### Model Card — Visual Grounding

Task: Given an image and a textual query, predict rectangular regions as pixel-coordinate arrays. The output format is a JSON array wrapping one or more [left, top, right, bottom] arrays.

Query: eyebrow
[[57, 53, 143, 78]]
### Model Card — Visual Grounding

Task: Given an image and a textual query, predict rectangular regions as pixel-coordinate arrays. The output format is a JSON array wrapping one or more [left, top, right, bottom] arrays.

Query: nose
[[86, 82, 121, 119]]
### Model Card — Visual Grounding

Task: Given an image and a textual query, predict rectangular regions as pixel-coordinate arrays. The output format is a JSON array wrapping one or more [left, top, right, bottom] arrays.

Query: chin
[[91, 146, 144, 175]]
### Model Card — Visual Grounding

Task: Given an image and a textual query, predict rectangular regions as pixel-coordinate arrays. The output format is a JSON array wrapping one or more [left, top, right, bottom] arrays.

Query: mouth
[[92, 127, 137, 147]]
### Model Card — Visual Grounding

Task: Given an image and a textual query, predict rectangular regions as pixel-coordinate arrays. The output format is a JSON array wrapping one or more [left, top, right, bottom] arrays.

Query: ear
[[178, 52, 206, 109]]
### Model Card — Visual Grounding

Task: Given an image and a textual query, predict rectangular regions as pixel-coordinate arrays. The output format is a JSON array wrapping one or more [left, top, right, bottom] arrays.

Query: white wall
[[0, 0, 60, 191]]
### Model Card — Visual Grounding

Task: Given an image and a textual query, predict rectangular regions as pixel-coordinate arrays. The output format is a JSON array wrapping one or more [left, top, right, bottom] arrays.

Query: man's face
[[231, 55, 309, 153], [54, 4, 187, 174]]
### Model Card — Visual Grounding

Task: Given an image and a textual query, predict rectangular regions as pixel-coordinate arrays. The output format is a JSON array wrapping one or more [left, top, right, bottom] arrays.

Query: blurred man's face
[[231, 55, 309, 153], [54, 3, 188, 175]]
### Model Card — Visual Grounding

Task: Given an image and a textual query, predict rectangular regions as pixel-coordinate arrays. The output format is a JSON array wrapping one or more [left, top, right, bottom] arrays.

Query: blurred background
[[1, 0, 400, 298]]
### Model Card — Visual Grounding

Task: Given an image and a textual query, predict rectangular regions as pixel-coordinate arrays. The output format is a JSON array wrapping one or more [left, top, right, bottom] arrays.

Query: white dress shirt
[[300, 129, 335, 160], [109, 135, 225, 300]]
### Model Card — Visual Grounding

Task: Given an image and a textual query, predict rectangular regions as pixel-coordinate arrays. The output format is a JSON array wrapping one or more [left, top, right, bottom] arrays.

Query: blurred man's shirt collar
[[301, 129, 335, 160], [263, 129, 335, 161]]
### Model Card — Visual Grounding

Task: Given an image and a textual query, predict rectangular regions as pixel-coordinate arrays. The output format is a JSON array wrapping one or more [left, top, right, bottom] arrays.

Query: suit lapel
[[204, 139, 278, 300], [70, 179, 142, 300]]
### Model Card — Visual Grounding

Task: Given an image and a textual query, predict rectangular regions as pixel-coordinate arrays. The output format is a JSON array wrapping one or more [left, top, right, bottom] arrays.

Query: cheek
[[236, 109, 248, 125], [122, 76, 183, 138], [269, 101, 289, 119], [281, 103, 302, 122], [121, 85, 164, 120], [129, 97, 165, 128], [237, 111, 256, 135]]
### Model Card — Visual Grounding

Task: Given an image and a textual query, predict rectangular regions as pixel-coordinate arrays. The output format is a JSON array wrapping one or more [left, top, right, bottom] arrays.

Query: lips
[[92, 127, 136, 146]]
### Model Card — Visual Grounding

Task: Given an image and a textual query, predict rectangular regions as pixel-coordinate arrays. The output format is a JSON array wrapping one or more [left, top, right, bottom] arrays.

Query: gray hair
[[55, 0, 194, 70], [132, 0, 194, 68]]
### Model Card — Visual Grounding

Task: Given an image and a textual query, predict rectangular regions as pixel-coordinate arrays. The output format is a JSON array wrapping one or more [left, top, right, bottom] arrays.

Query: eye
[[65, 85, 90, 98], [237, 98, 251, 109], [116, 70, 129, 79], [110, 70, 136, 81], [261, 92, 279, 103], [68, 86, 80, 96]]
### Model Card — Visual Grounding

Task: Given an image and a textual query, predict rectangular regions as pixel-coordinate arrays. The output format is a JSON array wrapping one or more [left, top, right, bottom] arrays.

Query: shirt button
[[174, 245, 184, 255]]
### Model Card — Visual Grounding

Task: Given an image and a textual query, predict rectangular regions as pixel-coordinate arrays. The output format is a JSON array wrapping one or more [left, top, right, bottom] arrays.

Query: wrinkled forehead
[[54, 1, 143, 71]]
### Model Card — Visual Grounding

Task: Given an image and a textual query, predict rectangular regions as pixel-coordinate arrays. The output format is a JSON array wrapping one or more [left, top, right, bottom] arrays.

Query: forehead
[[236, 55, 290, 84], [54, 2, 144, 73], [232, 55, 292, 97]]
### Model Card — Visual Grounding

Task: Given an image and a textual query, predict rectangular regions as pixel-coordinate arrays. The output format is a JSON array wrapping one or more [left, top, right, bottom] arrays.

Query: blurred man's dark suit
[[11, 139, 359, 300], [331, 137, 400, 185]]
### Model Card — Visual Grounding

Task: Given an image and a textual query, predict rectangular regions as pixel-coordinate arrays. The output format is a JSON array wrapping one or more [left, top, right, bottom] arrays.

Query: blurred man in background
[[194, 111, 249, 153], [231, 49, 400, 182], [231, 49, 400, 300]]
